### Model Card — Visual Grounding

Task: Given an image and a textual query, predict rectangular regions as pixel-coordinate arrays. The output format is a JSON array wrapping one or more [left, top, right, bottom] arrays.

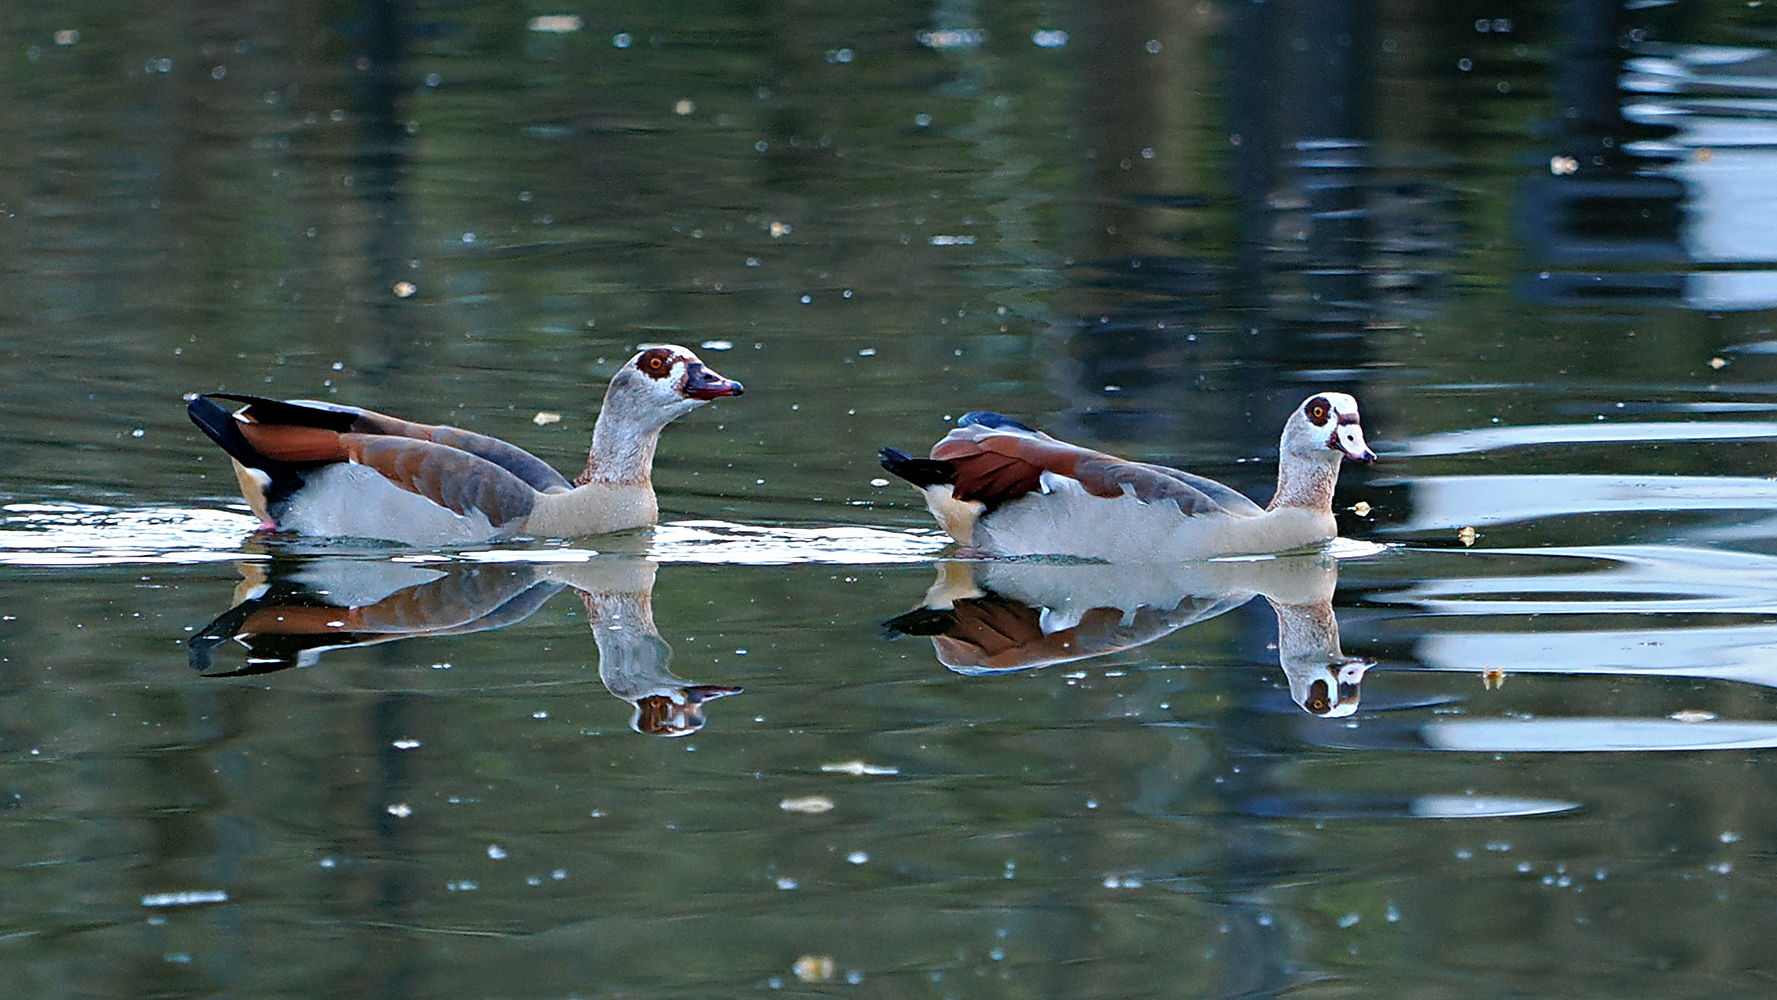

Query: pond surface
[[6, 0, 1777, 996]]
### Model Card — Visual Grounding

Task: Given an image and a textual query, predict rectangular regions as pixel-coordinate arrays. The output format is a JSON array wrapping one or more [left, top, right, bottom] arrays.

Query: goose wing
[[209, 394, 571, 493], [232, 420, 541, 528], [930, 424, 1258, 516]]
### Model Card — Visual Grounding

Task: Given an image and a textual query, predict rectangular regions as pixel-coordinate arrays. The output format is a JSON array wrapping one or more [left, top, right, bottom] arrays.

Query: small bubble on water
[[527, 875, 541, 886], [1721, 831, 1741, 843], [847, 851, 869, 864], [1386, 904, 1401, 923], [425, 72, 441, 87], [551, 868, 567, 880], [1145, 38, 1162, 54], [613, 32, 632, 48], [776, 876, 799, 890], [1338, 913, 1361, 928], [132, 427, 145, 438], [487, 844, 507, 860], [532, 711, 548, 719], [914, 112, 933, 127]]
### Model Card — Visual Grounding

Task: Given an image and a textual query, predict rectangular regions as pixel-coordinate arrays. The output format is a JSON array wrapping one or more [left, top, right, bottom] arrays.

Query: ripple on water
[[0, 503, 261, 567], [0, 505, 946, 568]]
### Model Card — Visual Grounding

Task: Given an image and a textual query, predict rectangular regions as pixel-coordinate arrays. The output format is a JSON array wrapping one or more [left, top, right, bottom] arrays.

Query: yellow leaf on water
[[793, 956, 835, 982]]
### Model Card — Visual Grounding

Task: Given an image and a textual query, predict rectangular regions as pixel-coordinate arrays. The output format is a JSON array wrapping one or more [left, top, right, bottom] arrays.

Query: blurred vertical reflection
[[1524, 0, 1777, 310]]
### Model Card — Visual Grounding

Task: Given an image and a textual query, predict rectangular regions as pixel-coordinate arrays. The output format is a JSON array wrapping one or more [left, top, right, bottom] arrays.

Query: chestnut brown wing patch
[[935, 431, 1232, 516], [931, 433, 1084, 506], [235, 422, 353, 464], [216, 395, 572, 493], [338, 409, 571, 493], [342, 436, 539, 527]]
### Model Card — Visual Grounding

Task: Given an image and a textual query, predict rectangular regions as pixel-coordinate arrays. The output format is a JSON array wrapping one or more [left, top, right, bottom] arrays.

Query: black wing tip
[[879, 447, 956, 488], [186, 394, 262, 464], [198, 394, 361, 432], [882, 606, 958, 640], [958, 411, 1037, 433]]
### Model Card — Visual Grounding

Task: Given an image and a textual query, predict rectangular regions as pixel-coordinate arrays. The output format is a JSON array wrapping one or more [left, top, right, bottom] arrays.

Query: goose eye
[[1305, 398, 1330, 425], [637, 349, 676, 378]]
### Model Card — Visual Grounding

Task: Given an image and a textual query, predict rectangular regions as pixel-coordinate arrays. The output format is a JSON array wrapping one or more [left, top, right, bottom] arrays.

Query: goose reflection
[[188, 557, 740, 736], [886, 555, 1369, 717]]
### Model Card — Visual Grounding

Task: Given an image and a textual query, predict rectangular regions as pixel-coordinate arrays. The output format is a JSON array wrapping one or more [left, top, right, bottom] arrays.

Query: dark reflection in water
[[189, 557, 740, 735], [887, 553, 1371, 716]]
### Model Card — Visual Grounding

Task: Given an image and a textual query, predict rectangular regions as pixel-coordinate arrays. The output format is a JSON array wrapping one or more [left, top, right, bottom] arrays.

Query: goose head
[[603, 344, 744, 430], [1284, 655, 1372, 718], [1280, 392, 1375, 465]]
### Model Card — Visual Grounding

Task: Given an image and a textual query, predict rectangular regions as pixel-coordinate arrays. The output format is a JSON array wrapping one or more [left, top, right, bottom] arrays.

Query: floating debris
[[532, 411, 561, 426], [386, 802, 413, 818], [1457, 525, 1477, 547], [1671, 709, 1718, 723], [674, 99, 695, 115], [1351, 500, 1372, 517], [1482, 666, 1506, 690], [793, 955, 836, 982], [1032, 29, 1069, 48], [780, 795, 835, 814], [769, 221, 792, 237], [393, 281, 416, 298], [699, 339, 733, 351], [1710, 357, 1727, 369], [930, 234, 976, 246]]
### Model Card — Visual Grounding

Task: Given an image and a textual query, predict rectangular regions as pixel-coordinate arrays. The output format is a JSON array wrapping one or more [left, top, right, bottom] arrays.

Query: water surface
[[6, 0, 1777, 996]]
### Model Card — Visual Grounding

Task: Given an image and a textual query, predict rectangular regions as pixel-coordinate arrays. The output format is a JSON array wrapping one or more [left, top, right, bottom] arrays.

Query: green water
[[6, 0, 1777, 996]]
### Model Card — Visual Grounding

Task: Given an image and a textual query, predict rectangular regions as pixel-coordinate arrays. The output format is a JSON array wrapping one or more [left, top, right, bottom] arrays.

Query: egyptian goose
[[188, 557, 741, 735], [879, 393, 1374, 561], [885, 555, 1370, 716], [187, 345, 742, 545]]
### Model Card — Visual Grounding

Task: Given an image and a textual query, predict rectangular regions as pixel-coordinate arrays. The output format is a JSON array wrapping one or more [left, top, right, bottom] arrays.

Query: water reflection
[[188, 556, 739, 735], [1530, 4, 1777, 309], [886, 552, 1371, 716]]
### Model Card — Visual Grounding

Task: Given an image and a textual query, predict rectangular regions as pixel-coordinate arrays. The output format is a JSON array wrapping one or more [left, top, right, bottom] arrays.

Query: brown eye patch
[[637, 347, 679, 380], [1304, 396, 1331, 426]]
